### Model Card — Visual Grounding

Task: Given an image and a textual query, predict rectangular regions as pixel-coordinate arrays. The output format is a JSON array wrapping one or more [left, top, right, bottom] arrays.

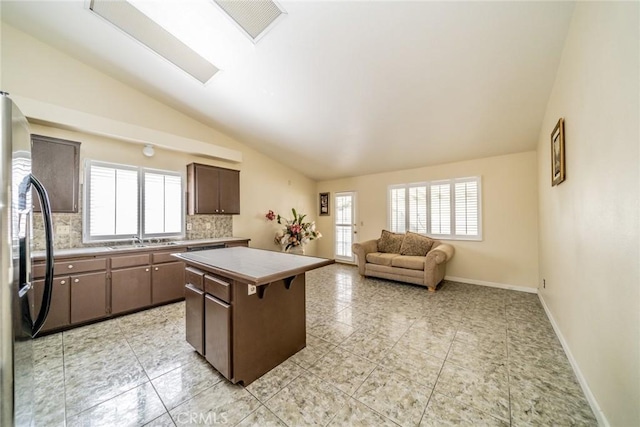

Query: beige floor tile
[[265, 372, 349, 426], [420, 392, 508, 427], [328, 398, 399, 426], [246, 359, 305, 402], [170, 381, 260, 427], [236, 406, 287, 427], [309, 347, 376, 395], [354, 367, 432, 427], [152, 358, 224, 410], [66, 382, 165, 427], [434, 361, 510, 422]]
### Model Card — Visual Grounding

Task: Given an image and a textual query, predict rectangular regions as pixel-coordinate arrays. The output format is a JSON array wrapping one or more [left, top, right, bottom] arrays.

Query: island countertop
[[173, 246, 334, 286]]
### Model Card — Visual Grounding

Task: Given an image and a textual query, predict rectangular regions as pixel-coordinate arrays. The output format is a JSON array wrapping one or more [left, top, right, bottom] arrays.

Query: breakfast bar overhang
[[173, 246, 334, 385]]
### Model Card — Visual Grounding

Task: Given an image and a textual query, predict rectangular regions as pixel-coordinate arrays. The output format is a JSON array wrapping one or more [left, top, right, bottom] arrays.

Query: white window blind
[[88, 163, 139, 238], [408, 186, 427, 234], [455, 179, 479, 236], [388, 176, 481, 241], [429, 183, 451, 236], [85, 161, 183, 242], [144, 171, 182, 235], [389, 186, 406, 233]]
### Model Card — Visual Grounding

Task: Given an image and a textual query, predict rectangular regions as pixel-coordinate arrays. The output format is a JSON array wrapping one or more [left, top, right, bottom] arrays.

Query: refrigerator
[[0, 92, 55, 426]]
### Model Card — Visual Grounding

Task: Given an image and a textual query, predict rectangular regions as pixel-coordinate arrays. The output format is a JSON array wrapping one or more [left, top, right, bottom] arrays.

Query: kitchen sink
[[107, 241, 181, 250], [107, 244, 148, 250]]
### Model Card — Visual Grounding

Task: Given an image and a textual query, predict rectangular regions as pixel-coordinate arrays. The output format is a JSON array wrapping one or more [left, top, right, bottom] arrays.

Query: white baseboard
[[444, 276, 538, 294], [538, 294, 608, 427]]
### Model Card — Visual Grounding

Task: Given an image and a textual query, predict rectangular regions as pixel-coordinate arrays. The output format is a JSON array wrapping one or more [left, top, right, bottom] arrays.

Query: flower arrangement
[[266, 208, 322, 251]]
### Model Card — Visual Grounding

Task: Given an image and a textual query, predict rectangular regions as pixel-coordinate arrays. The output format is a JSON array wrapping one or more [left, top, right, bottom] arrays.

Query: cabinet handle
[[221, 209, 225, 213], [145, 268, 150, 272], [154, 267, 159, 271], [68, 265, 74, 269], [74, 278, 79, 283], [60, 280, 66, 285]]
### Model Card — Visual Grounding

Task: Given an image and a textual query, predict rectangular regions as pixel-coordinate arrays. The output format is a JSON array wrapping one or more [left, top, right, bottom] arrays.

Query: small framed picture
[[551, 118, 566, 186], [319, 192, 330, 216]]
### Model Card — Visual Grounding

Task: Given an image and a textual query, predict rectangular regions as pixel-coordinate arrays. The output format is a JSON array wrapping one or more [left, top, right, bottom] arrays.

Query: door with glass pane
[[335, 192, 356, 262]]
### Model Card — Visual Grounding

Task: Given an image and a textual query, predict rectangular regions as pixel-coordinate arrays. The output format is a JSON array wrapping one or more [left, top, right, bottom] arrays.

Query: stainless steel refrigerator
[[0, 92, 55, 426]]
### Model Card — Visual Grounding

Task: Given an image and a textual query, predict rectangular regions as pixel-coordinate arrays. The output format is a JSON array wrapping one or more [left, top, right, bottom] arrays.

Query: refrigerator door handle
[[29, 174, 54, 336]]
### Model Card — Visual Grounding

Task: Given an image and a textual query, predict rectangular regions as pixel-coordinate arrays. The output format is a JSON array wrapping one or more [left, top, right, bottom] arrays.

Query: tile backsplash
[[32, 212, 233, 251]]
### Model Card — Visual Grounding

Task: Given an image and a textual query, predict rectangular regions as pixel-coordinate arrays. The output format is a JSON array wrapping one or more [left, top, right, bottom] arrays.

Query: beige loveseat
[[352, 231, 455, 292]]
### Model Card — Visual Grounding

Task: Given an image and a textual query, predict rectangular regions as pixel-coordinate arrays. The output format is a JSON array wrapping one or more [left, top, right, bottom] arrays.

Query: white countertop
[[174, 247, 334, 285], [32, 237, 250, 259]]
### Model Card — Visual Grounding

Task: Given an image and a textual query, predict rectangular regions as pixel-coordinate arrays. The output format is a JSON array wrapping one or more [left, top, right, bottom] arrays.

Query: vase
[[286, 245, 305, 255]]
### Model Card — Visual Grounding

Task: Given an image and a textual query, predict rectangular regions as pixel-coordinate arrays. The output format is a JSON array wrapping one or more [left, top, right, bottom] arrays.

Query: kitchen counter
[[173, 246, 334, 286], [178, 247, 334, 385], [32, 237, 251, 260]]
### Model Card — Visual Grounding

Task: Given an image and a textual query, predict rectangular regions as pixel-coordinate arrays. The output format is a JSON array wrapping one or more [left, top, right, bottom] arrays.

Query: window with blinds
[[144, 171, 182, 235], [388, 176, 482, 241], [84, 161, 184, 242]]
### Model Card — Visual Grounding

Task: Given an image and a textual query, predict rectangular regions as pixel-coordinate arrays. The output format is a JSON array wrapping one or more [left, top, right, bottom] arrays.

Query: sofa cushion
[[391, 256, 426, 271], [399, 232, 434, 256], [377, 230, 404, 253], [366, 252, 399, 266]]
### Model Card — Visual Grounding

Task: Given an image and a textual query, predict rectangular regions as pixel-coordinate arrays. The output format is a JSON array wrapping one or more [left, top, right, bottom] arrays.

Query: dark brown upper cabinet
[[187, 163, 240, 215], [32, 134, 80, 213]]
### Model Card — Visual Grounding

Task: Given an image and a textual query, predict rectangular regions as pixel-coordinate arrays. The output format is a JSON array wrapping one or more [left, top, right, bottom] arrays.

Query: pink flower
[[265, 210, 276, 221], [289, 224, 302, 234]]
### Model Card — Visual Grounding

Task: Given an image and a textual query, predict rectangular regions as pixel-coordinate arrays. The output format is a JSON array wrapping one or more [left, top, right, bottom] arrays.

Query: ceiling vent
[[213, 0, 286, 42], [89, 0, 219, 84]]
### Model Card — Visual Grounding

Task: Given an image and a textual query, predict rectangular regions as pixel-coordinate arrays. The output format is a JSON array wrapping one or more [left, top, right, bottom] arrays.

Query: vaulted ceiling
[[1, 1, 575, 180]]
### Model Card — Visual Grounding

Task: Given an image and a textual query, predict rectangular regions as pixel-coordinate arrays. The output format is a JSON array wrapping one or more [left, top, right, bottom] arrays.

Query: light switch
[[248, 284, 256, 295]]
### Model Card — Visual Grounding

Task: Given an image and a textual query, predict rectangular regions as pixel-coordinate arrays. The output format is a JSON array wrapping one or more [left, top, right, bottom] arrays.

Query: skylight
[[90, 0, 286, 83], [90, 0, 219, 83]]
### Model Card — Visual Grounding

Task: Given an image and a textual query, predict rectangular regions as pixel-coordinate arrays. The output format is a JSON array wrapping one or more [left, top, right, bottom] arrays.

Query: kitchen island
[[173, 246, 334, 385]]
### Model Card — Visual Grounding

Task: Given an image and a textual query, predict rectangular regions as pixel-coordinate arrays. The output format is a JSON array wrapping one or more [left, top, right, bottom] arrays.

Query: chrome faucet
[[132, 235, 143, 245]]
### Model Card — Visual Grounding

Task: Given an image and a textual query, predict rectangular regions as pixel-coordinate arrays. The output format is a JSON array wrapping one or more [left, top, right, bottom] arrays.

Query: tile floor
[[32, 264, 597, 426]]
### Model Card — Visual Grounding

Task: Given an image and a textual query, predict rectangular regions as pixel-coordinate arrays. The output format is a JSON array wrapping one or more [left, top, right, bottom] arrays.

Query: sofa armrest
[[352, 239, 378, 274], [426, 243, 455, 265]]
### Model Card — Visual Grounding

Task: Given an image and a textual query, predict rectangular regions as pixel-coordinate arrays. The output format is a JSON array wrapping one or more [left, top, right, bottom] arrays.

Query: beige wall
[[1, 23, 319, 254], [536, 2, 639, 426], [317, 151, 539, 289]]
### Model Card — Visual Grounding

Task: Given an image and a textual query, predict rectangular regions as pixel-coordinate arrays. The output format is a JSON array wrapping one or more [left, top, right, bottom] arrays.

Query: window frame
[[83, 160, 185, 243], [387, 176, 482, 241]]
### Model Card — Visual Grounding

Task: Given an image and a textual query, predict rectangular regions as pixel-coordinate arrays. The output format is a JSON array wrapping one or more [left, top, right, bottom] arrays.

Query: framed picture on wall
[[551, 117, 565, 186], [319, 192, 330, 216]]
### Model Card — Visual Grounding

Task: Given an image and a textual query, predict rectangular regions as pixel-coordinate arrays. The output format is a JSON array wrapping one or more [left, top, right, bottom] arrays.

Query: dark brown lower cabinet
[[185, 284, 205, 355], [70, 272, 108, 324], [152, 261, 185, 304], [33, 277, 71, 331], [111, 266, 151, 315], [205, 294, 231, 379]]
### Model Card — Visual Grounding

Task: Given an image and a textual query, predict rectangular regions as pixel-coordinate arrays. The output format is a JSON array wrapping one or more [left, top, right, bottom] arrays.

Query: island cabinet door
[[205, 294, 232, 379], [185, 284, 205, 355]]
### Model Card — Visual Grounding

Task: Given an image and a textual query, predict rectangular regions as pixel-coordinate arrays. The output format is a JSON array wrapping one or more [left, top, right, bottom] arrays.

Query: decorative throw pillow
[[399, 232, 434, 256], [377, 230, 404, 253]]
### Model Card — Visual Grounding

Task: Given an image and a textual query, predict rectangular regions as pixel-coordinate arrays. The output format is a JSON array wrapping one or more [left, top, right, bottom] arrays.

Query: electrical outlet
[[205, 223, 211, 230], [248, 284, 256, 295], [57, 225, 70, 235], [186, 223, 192, 231]]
